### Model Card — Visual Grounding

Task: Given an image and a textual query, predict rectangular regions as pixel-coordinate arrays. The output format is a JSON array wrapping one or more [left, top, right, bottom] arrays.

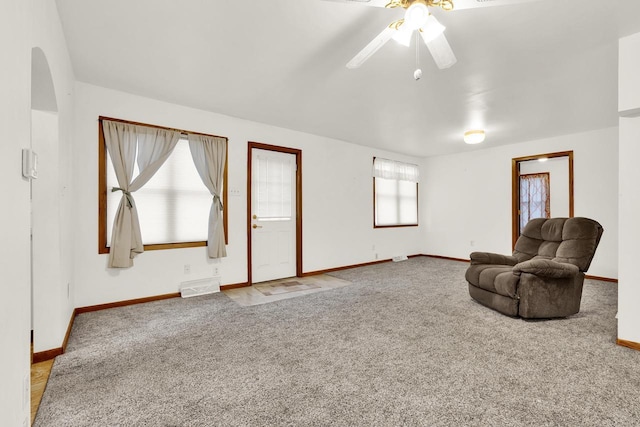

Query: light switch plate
[[22, 148, 38, 179]]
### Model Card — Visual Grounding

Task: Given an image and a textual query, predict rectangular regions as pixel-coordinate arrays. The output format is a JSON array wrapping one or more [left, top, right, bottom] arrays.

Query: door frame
[[511, 150, 574, 250], [247, 142, 303, 285]]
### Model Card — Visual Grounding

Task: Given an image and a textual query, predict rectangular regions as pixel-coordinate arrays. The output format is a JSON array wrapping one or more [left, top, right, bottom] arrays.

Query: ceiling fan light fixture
[[464, 129, 485, 144], [404, 2, 429, 30], [392, 22, 413, 46], [419, 14, 446, 43]]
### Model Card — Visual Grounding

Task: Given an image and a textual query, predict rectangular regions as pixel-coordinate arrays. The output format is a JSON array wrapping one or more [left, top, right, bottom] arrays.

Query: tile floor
[[223, 274, 350, 306]]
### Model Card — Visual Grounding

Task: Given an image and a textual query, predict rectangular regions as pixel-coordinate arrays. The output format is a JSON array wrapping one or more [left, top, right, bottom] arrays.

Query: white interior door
[[251, 148, 297, 283]]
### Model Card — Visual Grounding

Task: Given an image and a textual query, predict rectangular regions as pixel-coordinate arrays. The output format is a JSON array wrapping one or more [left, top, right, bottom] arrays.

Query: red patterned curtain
[[520, 173, 551, 231]]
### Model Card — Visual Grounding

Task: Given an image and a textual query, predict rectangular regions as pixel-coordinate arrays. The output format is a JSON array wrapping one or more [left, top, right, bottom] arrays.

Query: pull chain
[[414, 32, 422, 80], [416, 31, 419, 66]]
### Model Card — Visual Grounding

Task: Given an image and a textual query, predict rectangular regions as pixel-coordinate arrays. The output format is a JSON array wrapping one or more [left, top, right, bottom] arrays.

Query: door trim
[[511, 150, 574, 249], [247, 142, 302, 285]]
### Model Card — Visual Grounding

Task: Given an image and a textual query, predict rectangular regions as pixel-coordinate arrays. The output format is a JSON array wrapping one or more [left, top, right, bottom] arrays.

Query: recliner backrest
[[513, 217, 603, 272]]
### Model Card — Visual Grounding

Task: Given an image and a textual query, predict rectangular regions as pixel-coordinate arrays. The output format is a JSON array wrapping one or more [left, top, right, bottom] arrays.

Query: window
[[254, 151, 293, 221], [373, 157, 419, 227], [98, 117, 228, 253], [519, 172, 550, 231]]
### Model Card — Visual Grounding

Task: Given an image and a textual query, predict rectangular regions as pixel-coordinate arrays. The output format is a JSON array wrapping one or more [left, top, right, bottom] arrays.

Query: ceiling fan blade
[[321, 0, 390, 7], [449, 0, 544, 11], [347, 26, 395, 69], [422, 33, 457, 69]]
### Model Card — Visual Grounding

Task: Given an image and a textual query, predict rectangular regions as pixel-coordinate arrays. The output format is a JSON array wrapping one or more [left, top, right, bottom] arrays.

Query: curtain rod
[[98, 116, 228, 141]]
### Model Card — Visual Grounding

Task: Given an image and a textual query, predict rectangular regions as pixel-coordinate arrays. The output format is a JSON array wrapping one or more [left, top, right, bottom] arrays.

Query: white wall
[[30, 1, 77, 353], [31, 110, 67, 352], [72, 83, 424, 307], [0, 1, 33, 425], [519, 156, 570, 218], [0, 2, 75, 424], [618, 32, 640, 344], [422, 127, 618, 279], [619, 33, 640, 117]]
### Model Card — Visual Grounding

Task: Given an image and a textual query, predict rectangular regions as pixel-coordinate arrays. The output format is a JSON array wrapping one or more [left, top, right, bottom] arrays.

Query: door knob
[[252, 224, 262, 229]]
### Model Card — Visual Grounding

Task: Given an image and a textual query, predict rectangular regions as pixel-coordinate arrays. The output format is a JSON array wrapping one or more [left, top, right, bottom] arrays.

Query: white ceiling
[[55, 0, 640, 157]]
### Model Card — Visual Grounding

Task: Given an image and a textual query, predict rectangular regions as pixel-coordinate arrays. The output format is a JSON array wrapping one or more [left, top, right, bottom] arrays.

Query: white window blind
[[106, 138, 212, 245], [373, 158, 419, 227], [255, 153, 293, 220], [373, 157, 420, 182]]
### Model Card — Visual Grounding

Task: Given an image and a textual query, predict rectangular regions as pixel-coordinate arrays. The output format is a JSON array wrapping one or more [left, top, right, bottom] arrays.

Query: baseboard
[[300, 254, 445, 277], [617, 338, 640, 352], [62, 308, 77, 353], [301, 258, 394, 277], [585, 275, 618, 283], [226, 257, 426, 286], [220, 282, 249, 291], [32, 308, 76, 364], [75, 292, 181, 314], [424, 254, 470, 263], [33, 347, 63, 364]]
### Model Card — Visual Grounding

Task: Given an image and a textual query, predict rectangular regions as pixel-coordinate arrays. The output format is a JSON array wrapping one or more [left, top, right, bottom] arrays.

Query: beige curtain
[[188, 134, 227, 258], [103, 120, 181, 268]]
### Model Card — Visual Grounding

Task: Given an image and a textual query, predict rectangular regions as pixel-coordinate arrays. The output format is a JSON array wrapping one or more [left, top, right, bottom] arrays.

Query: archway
[[30, 47, 62, 358]]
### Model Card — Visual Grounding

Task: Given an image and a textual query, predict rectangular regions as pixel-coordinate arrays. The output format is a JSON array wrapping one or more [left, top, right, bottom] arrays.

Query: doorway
[[512, 151, 574, 248], [247, 142, 302, 284]]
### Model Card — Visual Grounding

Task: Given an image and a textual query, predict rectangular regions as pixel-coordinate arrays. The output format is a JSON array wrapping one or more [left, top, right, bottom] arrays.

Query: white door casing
[[250, 148, 297, 283]]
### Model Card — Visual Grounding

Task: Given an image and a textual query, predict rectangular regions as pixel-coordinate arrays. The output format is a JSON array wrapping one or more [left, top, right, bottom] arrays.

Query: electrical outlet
[[375, 253, 379, 260], [470, 240, 475, 247], [184, 264, 191, 274], [214, 267, 219, 276]]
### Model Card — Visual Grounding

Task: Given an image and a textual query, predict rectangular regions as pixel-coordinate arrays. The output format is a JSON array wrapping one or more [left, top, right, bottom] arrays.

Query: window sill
[[99, 241, 206, 254]]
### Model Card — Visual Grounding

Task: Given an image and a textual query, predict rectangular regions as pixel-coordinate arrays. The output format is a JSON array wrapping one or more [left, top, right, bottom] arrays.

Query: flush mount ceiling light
[[464, 129, 485, 144]]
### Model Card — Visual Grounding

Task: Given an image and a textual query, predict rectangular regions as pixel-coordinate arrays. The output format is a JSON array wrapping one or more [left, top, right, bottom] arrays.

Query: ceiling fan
[[325, 0, 540, 70]]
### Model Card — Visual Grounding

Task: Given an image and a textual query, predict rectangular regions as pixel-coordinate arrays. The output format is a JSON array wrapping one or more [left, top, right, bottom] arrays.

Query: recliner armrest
[[513, 259, 579, 278], [470, 252, 518, 266]]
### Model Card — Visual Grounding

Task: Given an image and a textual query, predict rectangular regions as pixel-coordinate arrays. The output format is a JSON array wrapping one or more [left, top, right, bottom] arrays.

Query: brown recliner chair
[[465, 217, 603, 319]]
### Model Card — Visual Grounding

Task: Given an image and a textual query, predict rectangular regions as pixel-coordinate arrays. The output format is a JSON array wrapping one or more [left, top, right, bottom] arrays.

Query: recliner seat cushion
[[465, 264, 519, 298]]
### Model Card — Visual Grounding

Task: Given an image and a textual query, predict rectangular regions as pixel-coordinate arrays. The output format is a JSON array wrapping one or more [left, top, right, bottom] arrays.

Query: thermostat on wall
[[22, 149, 38, 179]]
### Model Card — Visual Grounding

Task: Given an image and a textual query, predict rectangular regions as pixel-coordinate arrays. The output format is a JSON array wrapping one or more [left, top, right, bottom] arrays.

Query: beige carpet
[[34, 258, 639, 426]]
